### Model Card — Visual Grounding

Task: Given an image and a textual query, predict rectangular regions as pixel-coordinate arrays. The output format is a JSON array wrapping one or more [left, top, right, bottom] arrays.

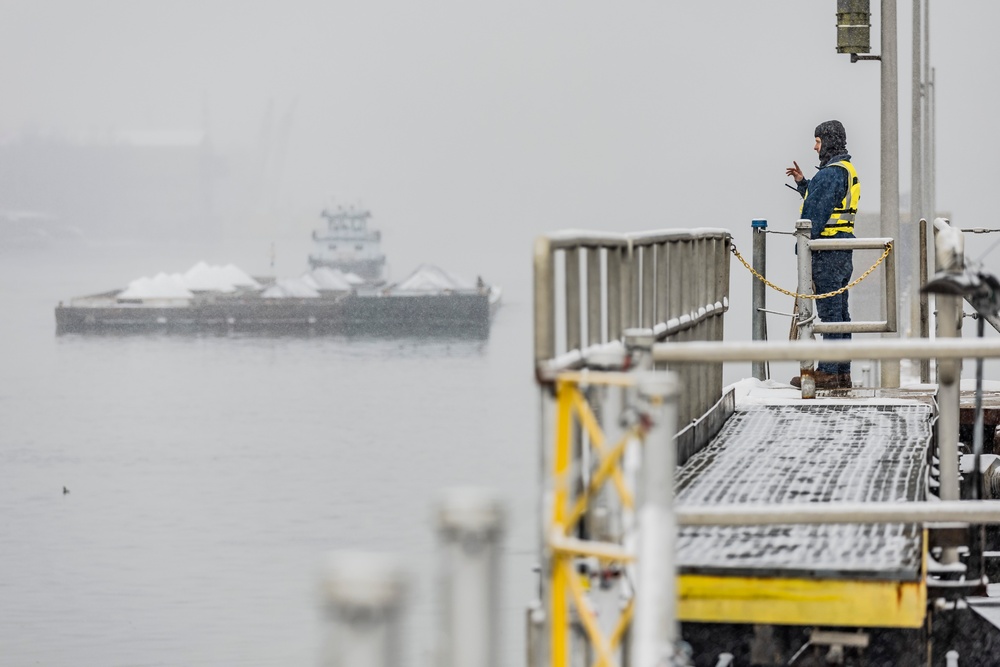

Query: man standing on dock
[[786, 120, 860, 389]]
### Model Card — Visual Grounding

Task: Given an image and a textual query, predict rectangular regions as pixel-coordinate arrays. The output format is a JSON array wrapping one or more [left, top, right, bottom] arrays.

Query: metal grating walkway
[[675, 403, 932, 581]]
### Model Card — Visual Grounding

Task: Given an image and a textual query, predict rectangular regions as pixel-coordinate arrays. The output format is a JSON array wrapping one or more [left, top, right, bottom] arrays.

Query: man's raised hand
[[785, 160, 804, 182]]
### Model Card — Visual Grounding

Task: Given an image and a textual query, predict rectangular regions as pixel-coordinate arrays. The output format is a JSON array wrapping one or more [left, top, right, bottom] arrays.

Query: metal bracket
[[757, 307, 795, 318]]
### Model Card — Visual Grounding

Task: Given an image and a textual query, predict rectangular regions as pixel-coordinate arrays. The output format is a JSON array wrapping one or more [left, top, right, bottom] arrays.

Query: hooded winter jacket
[[794, 152, 857, 240]]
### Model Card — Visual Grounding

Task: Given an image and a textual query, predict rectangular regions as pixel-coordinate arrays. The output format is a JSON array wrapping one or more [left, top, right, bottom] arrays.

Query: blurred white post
[[436, 487, 506, 667], [321, 552, 408, 667], [630, 371, 684, 667]]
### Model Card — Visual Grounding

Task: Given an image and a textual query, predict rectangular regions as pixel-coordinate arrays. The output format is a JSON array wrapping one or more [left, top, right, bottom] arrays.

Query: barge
[[56, 263, 500, 338]]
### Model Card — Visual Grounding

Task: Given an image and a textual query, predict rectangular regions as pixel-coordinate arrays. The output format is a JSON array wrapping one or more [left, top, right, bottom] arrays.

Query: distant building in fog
[[0, 129, 221, 242]]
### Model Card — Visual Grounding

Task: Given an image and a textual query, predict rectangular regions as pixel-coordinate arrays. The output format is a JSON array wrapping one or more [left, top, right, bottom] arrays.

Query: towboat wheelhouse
[[308, 206, 386, 280]]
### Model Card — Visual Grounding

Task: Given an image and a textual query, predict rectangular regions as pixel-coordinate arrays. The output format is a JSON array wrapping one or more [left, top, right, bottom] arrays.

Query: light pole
[[911, 0, 923, 347], [837, 0, 901, 387], [881, 0, 901, 387]]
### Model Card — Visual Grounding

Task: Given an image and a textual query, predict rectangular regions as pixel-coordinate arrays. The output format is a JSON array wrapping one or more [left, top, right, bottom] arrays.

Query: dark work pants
[[813, 250, 853, 374]]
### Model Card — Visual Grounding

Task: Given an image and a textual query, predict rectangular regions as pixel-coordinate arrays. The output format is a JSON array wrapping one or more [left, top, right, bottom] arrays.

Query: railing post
[[566, 248, 582, 353], [934, 222, 964, 513], [625, 328, 655, 372], [631, 371, 686, 667], [626, 243, 638, 331], [919, 218, 930, 382], [751, 219, 768, 380], [435, 488, 506, 667], [678, 238, 694, 423], [716, 236, 731, 395], [607, 248, 622, 342], [534, 236, 555, 369], [535, 383, 554, 666], [587, 247, 602, 346], [321, 552, 408, 667], [526, 601, 546, 667], [795, 220, 816, 398], [695, 238, 709, 417], [641, 245, 655, 329], [656, 241, 669, 328], [884, 237, 899, 336]]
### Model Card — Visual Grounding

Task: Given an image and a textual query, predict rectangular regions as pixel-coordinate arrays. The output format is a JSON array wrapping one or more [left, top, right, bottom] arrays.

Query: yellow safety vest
[[800, 160, 860, 237]]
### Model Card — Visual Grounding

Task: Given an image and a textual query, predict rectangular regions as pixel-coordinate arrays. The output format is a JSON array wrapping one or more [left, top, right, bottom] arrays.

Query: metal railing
[[531, 224, 1000, 666], [531, 229, 733, 667], [533, 337, 1000, 666], [533, 228, 731, 432], [745, 219, 897, 393], [793, 220, 896, 397]]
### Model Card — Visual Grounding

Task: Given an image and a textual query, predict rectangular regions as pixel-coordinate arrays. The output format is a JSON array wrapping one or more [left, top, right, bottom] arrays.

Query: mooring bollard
[[631, 371, 685, 666], [435, 487, 506, 667], [321, 552, 408, 667]]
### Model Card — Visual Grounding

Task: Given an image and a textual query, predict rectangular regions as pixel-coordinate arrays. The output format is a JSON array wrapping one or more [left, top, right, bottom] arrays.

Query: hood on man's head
[[815, 120, 847, 164]]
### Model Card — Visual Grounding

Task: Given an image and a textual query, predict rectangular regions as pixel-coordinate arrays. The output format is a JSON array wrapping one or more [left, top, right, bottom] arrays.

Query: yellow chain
[[730, 241, 892, 300]]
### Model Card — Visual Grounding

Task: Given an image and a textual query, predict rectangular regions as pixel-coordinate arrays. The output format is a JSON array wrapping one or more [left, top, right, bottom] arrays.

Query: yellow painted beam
[[568, 565, 617, 667], [550, 380, 574, 667], [550, 533, 634, 563], [566, 430, 635, 530], [558, 370, 636, 387], [678, 574, 926, 628], [570, 390, 634, 510]]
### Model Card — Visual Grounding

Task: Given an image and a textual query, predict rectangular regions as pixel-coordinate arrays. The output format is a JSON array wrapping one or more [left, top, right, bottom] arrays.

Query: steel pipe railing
[[813, 321, 891, 334], [651, 337, 1000, 364], [798, 230, 898, 337], [677, 500, 1000, 527], [808, 237, 895, 251]]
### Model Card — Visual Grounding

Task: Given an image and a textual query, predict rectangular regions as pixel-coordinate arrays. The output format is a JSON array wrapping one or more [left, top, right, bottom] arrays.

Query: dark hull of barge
[[55, 293, 496, 338]]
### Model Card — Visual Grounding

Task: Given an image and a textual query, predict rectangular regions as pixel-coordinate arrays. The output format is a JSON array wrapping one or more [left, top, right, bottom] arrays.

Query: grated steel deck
[[675, 403, 933, 581]]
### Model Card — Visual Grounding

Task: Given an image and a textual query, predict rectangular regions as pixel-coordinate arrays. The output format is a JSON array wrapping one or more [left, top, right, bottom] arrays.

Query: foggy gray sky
[[0, 1, 995, 291]]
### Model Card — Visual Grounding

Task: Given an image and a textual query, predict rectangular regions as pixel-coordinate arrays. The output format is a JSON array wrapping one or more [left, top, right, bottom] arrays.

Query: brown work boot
[[789, 370, 842, 389]]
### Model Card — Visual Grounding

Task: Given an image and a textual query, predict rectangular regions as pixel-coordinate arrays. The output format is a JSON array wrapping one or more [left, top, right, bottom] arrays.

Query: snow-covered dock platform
[[674, 380, 934, 628]]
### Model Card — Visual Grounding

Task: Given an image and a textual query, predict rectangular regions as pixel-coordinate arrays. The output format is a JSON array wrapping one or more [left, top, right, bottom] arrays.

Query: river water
[[0, 241, 539, 666]]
